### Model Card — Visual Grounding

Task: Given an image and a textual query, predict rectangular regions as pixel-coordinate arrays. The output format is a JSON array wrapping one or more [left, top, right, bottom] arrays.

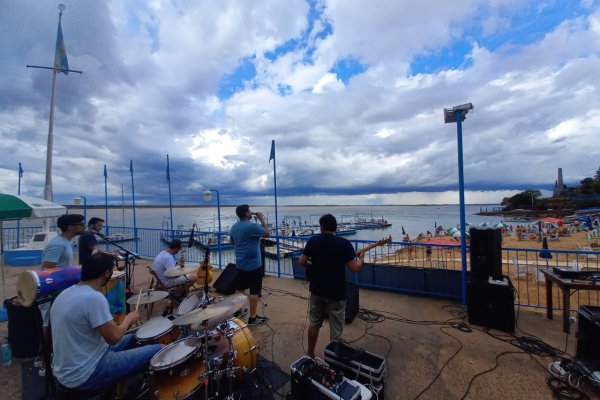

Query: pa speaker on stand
[[469, 227, 503, 281]]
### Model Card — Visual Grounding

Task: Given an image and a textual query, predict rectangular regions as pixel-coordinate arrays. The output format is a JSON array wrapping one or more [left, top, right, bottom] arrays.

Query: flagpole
[[167, 154, 174, 235], [16, 163, 23, 247], [104, 165, 109, 244], [26, 4, 82, 231], [270, 140, 281, 277], [130, 160, 138, 253]]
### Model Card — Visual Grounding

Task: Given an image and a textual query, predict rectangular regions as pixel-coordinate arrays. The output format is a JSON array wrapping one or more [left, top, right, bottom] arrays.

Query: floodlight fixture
[[444, 102, 474, 123]]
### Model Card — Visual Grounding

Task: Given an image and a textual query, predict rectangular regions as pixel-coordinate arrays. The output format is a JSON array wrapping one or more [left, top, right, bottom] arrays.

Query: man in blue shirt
[[51, 253, 161, 398], [229, 204, 270, 326], [41, 214, 85, 269]]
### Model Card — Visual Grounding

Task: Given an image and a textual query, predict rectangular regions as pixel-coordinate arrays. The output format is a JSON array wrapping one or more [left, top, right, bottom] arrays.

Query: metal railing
[[2, 225, 599, 313]]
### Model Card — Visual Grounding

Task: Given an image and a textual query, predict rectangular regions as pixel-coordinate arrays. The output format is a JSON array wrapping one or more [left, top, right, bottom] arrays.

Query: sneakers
[[247, 315, 268, 326]]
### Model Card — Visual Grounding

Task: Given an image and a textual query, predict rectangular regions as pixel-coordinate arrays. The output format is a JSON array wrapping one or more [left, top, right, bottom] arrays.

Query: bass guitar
[[357, 235, 392, 257]]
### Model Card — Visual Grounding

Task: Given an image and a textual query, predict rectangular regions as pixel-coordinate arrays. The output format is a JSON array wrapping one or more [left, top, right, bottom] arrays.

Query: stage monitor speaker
[[213, 263, 238, 295], [467, 277, 515, 333], [470, 227, 503, 280], [576, 305, 600, 372], [345, 282, 359, 324], [4, 297, 41, 358]]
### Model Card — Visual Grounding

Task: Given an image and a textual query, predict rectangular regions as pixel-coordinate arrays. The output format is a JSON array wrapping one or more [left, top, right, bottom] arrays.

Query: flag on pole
[[269, 140, 275, 163], [19, 163, 23, 178], [103, 164, 107, 179], [130, 160, 134, 174], [166, 154, 171, 182], [54, 20, 69, 75]]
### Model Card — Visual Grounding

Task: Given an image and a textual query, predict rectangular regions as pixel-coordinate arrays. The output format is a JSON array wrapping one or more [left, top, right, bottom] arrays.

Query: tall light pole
[[203, 189, 221, 269], [74, 195, 87, 223], [531, 193, 534, 211], [444, 103, 474, 305]]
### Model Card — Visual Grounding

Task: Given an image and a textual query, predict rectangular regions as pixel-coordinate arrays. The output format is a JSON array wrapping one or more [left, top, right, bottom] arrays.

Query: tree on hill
[[501, 189, 542, 209]]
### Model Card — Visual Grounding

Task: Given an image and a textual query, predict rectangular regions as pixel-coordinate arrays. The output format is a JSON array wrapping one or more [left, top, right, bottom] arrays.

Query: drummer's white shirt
[[152, 250, 186, 287], [50, 284, 113, 388]]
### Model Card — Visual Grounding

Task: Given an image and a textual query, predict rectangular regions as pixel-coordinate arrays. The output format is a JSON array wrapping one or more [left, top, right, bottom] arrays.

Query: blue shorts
[[77, 334, 161, 390]]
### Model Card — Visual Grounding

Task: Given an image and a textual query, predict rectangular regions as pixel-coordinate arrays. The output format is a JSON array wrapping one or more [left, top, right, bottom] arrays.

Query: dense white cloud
[[1, 0, 598, 206]]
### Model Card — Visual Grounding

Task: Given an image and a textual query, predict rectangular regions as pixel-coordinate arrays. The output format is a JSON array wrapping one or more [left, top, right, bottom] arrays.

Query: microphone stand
[[94, 232, 140, 311]]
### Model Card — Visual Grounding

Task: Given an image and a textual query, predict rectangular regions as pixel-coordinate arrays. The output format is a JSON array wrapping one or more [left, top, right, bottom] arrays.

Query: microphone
[[188, 223, 197, 248], [92, 231, 107, 239]]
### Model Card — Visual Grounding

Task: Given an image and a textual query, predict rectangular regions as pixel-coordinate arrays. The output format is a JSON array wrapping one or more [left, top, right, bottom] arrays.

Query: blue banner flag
[[19, 163, 23, 178], [166, 154, 171, 182], [103, 164, 107, 178], [54, 20, 69, 75], [269, 140, 275, 163]]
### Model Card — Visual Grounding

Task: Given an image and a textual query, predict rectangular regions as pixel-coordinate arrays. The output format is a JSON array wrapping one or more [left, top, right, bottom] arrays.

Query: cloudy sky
[[1, 0, 599, 206]]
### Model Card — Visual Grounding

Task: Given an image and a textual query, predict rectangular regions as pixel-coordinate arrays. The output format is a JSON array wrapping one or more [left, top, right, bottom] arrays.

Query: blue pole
[[167, 154, 174, 236], [104, 165, 108, 234], [215, 190, 221, 269], [130, 160, 138, 253], [82, 196, 87, 223], [455, 111, 468, 306], [17, 163, 22, 247], [270, 140, 281, 277]]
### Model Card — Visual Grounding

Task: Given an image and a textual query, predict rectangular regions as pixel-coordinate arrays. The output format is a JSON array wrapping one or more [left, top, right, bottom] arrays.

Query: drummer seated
[[152, 239, 198, 302], [51, 253, 162, 399]]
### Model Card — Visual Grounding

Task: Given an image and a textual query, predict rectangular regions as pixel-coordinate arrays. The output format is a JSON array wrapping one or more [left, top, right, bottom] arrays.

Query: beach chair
[[511, 258, 528, 279], [576, 243, 597, 261]]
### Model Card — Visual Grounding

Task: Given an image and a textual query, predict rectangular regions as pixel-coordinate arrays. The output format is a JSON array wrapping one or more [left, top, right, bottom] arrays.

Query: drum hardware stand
[[94, 232, 140, 311]]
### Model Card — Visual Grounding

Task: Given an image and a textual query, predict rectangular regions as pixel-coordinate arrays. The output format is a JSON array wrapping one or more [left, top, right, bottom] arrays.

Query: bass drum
[[149, 337, 205, 400], [207, 318, 258, 379]]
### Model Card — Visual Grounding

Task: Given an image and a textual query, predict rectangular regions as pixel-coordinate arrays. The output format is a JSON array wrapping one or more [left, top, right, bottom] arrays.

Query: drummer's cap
[[81, 253, 114, 281], [168, 239, 182, 250], [56, 214, 85, 231]]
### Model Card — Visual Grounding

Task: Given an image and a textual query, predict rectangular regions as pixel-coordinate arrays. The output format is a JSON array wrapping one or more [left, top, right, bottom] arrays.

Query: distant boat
[[97, 233, 135, 243]]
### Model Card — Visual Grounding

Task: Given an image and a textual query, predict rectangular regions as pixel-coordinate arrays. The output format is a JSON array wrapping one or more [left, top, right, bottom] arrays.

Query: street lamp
[[444, 102, 474, 306], [203, 189, 221, 269], [74, 195, 87, 223]]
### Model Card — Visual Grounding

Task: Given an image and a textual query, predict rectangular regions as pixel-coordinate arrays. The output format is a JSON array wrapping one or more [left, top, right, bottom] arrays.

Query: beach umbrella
[[447, 227, 459, 235], [478, 222, 493, 227], [402, 226, 406, 235], [0, 194, 67, 319], [539, 236, 552, 268], [494, 222, 509, 229]]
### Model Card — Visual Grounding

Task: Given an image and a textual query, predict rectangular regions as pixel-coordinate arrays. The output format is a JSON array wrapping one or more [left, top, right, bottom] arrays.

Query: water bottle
[[1, 343, 12, 366]]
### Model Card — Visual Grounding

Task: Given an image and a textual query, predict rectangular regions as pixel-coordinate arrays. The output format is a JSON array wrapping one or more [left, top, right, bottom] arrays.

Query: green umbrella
[[0, 194, 66, 219], [0, 194, 66, 314]]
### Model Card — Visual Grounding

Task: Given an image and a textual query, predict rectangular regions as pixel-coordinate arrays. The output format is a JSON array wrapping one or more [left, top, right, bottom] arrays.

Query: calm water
[[66, 204, 507, 241]]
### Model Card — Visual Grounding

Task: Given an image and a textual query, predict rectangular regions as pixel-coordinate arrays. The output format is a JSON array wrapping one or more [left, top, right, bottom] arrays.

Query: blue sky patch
[[217, 57, 257, 99], [331, 57, 367, 84]]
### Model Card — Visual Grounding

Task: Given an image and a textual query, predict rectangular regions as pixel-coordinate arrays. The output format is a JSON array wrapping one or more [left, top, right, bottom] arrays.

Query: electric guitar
[[357, 235, 392, 256], [196, 242, 213, 285]]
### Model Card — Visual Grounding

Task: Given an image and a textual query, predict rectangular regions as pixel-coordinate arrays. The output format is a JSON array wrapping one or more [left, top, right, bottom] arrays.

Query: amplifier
[[576, 305, 600, 372], [467, 276, 515, 333], [290, 356, 371, 400]]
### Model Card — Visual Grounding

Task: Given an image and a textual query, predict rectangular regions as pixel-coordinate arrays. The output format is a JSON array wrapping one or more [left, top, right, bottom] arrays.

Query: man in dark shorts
[[299, 214, 364, 358], [229, 204, 270, 326]]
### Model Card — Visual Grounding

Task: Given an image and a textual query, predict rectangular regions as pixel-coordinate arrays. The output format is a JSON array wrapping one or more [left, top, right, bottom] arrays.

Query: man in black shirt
[[79, 217, 111, 265], [299, 214, 364, 358]]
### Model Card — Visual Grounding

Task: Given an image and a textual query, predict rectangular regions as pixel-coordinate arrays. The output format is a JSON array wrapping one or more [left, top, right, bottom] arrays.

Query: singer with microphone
[[79, 217, 117, 265]]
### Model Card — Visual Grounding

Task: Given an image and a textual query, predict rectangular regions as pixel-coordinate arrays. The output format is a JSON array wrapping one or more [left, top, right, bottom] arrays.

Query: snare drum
[[17, 266, 81, 307], [149, 337, 206, 400], [101, 270, 126, 323], [136, 316, 180, 345]]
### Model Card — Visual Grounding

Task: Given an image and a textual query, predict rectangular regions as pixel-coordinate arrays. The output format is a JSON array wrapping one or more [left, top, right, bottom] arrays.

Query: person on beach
[[229, 204, 270, 326], [299, 213, 364, 358], [79, 217, 116, 265], [51, 253, 161, 398]]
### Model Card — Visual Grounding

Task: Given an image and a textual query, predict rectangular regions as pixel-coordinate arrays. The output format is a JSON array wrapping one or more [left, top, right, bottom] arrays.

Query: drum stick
[[135, 288, 143, 311]]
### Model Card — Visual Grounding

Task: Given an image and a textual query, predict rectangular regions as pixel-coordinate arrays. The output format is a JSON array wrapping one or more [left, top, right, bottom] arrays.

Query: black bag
[[345, 282, 359, 324], [4, 297, 41, 358]]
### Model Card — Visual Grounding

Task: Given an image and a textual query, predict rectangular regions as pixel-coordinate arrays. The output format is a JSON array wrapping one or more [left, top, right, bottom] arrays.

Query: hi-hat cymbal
[[172, 303, 231, 326], [164, 265, 198, 277], [126, 290, 169, 305]]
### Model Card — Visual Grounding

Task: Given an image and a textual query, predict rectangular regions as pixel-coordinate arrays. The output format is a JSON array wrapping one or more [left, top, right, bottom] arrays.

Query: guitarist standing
[[230, 204, 270, 326], [299, 214, 364, 358]]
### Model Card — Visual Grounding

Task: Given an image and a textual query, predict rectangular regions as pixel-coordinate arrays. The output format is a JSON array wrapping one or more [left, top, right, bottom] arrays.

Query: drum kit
[[127, 286, 256, 400]]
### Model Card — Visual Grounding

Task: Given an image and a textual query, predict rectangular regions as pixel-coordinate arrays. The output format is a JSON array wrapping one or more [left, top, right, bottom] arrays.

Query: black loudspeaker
[[576, 305, 600, 371], [213, 263, 239, 295], [4, 298, 41, 358], [345, 282, 359, 324], [467, 277, 515, 333], [470, 227, 503, 280]]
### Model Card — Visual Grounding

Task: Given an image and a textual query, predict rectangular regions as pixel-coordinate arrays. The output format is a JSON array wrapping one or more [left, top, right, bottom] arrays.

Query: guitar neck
[[360, 236, 392, 253]]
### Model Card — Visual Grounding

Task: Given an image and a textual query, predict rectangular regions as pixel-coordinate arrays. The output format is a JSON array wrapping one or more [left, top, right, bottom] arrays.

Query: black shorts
[[235, 267, 263, 295]]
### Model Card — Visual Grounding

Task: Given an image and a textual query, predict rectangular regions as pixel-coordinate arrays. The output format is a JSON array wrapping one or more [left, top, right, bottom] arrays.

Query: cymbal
[[215, 293, 248, 311], [172, 303, 231, 326], [164, 265, 198, 277], [126, 290, 169, 305]]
